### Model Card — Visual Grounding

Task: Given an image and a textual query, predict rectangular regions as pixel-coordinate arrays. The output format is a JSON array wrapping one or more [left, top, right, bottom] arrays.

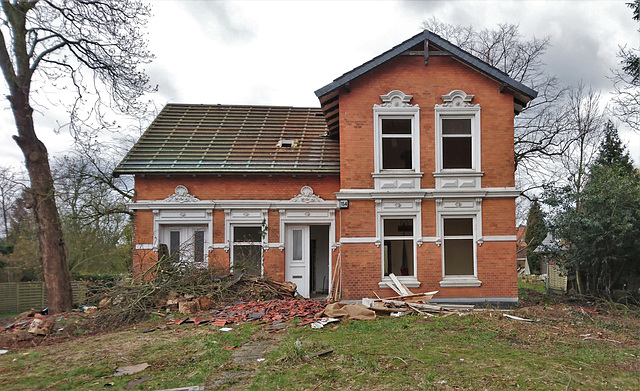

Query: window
[[383, 218, 414, 277], [435, 90, 481, 173], [442, 118, 472, 169], [161, 225, 207, 267], [373, 90, 420, 176], [232, 226, 263, 275], [443, 218, 475, 276], [382, 118, 413, 169]]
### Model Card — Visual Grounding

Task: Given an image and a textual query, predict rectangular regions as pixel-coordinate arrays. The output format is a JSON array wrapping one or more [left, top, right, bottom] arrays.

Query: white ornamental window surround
[[437, 213, 483, 288], [160, 225, 208, 267], [151, 185, 213, 258], [434, 90, 481, 173], [373, 90, 421, 174], [376, 199, 422, 289], [230, 224, 265, 276], [224, 209, 268, 275]]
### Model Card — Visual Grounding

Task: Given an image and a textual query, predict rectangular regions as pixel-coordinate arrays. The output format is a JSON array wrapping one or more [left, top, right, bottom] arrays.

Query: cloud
[[182, 1, 255, 44]]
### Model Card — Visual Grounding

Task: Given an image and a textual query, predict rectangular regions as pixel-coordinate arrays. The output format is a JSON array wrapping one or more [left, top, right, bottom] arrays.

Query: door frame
[[280, 208, 336, 298]]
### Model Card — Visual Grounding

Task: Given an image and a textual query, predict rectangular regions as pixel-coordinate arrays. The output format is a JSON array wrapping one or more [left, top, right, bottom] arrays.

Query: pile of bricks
[[169, 298, 329, 327]]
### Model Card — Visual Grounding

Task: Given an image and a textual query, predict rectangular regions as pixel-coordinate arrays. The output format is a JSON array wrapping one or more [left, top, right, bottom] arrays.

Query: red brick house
[[115, 30, 537, 304]]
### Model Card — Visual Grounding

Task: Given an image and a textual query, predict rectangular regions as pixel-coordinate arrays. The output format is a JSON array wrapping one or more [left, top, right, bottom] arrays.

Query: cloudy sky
[[1, 0, 639, 169]]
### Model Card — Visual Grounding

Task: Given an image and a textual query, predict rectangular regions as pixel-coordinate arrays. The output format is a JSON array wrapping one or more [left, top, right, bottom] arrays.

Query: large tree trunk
[[9, 92, 73, 314]]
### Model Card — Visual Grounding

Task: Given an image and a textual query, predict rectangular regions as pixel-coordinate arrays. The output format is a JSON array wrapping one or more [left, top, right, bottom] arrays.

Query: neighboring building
[[516, 225, 530, 274], [115, 30, 537, 304]]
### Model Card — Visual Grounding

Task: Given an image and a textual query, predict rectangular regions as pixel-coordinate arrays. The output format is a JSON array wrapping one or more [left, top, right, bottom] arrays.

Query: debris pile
[[92, 267, 299, 327], [165, 298, 328, 327], [362, 273, 474, 316]]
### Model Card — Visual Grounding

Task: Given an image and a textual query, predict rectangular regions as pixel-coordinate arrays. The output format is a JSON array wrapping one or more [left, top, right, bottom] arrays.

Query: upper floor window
[[373, 90, 420, 173], [435, 90, 481, 173]]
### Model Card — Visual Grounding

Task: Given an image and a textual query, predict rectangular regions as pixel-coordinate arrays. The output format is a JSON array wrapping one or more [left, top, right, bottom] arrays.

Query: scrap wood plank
[[385, 290, 439, 303], [381, 299, 444, 312], [384, 281, 402, 295], [388, 273, 413, 296]]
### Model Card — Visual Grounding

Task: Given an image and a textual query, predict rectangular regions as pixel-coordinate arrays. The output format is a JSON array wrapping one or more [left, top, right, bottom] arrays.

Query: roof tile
[[115, 104, 339, 175]]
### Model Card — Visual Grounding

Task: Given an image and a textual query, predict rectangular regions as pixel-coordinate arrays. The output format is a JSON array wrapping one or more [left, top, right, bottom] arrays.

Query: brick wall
[[334, 54, 518, 300], [338, 55, 515, 190]]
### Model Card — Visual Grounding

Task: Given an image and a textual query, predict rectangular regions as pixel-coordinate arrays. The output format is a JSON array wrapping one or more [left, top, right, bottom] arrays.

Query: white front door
[[285, 225, 310, 297]]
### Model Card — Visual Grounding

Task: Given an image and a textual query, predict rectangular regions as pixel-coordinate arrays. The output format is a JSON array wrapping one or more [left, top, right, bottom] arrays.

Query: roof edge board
[[314, 30, 537, 103]]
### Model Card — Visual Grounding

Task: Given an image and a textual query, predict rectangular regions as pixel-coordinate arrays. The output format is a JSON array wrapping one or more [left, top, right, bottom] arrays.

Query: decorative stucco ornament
[[163, 185, 200, 203], [290, 186, 324, 203], [438, 90, 478, 108]]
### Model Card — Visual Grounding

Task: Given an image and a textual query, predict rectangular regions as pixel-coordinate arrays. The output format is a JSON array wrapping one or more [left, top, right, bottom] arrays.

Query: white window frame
[[160, 225, 209, 267], [373, 90, 420, 174], [437, 214, 482, 287], [434, 90, 481, 174], [376, 199, 422, 289], [224, 209, 268, 275], [381, 216, 417, 278], [230, 224, 265, 275]]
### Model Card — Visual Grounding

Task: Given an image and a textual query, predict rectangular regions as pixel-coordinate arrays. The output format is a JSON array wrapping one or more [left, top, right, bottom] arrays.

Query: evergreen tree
[[525, 199, 547, 273], [551, 123, 640, 296], [594, 121, 638, 177]]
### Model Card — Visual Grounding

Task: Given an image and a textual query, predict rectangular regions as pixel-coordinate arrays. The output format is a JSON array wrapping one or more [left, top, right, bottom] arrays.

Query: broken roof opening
[[277, 139, 297, 148]]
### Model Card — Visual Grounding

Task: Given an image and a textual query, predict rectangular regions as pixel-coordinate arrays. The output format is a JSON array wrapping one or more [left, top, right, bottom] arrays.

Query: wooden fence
[[0, 281, 88, 314]]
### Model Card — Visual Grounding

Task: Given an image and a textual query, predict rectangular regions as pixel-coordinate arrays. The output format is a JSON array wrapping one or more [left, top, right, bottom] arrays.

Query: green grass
[[1, 294, 639, 390], [0, 322, 260, 390], [253, 314, 640, 390]]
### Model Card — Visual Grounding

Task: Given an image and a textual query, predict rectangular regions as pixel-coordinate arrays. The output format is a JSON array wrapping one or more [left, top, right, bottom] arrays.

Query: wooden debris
[[388, 273, 413, 296], [27, 318, 55, 336], [363, 275, 474, 316]]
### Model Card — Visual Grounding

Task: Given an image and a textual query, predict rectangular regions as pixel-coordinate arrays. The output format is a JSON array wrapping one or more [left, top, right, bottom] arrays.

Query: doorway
[[285, 224, 330, 298]]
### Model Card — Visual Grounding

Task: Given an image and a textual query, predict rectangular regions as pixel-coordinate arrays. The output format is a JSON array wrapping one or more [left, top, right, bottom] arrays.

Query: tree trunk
[[9, 92, 73, 314]]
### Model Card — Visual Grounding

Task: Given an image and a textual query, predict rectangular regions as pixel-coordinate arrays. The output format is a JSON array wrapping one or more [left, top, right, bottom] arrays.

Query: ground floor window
[[160, 225, 207, 267], [232, 226, 263, 275], [443, 218, 475, 276], [383, 218, 414, 277]]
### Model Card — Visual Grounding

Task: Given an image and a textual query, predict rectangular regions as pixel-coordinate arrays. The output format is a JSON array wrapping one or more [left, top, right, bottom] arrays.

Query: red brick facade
[[125, 32, 533, 304]]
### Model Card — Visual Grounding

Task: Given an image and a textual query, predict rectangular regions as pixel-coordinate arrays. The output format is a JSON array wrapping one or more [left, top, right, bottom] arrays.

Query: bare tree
[[0, 165, 25, 241], [422, 19, 571, 196], [557, 85, 605, 203], [0, 0, 154, 313], [610, 0, 640, 130]]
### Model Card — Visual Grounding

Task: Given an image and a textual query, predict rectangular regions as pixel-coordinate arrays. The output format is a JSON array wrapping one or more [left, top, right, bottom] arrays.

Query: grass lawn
[[1, 283, 639, 390]]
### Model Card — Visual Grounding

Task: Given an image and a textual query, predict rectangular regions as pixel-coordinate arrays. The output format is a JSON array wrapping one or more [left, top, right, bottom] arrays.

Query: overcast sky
[[1, 0, 639, 170]]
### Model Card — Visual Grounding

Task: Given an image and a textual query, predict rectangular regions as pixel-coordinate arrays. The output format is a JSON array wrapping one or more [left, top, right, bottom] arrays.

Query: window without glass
[[232, 226, 262, 275], [381, 118, 413, 170], [443, 218, 474, 276], [442, 118, 472, 169], [383, 218, 414, 276]]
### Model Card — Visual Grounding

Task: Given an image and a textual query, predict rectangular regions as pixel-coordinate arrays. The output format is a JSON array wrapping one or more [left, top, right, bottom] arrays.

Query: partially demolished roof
[[114, 104, 339, 176], [315, 30, 538, 137]]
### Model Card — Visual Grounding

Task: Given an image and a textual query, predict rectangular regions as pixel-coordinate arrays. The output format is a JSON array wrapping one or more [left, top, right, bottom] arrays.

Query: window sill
[[378, 278, 421, 289], [433, 171, 484, 177], [372, 171, 424, 177], [439, 278, 482, 287]]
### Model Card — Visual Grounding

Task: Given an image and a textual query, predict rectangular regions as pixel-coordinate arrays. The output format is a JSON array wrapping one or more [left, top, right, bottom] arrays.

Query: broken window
[[383, 218, 414, 277], [381, 118, 413, 170], [443, 218, 474, 276], [441, 118, 472, 169], [232, 226, 263, 275]]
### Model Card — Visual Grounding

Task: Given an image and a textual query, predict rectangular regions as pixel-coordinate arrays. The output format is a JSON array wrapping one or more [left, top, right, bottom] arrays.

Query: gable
[[114, 104, 340, 176], [315, 30, 538, 138]]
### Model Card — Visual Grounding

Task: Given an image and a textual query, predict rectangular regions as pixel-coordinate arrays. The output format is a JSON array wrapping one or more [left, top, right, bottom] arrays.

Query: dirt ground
[[1, 292, 639, 353]]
